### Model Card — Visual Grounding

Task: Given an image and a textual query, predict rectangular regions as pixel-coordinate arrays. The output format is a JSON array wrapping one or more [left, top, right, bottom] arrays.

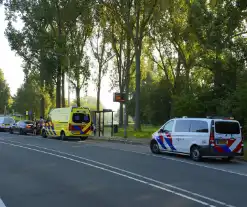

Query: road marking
[[0, 199, 6, 207], [81, 142, 247, 177], [0, 141, 216, 206], [2, 136, 247, 178], [0, 140, 235, 207]]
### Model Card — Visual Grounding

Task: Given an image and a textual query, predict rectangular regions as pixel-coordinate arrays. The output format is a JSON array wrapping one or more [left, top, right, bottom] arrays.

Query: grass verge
[[114, 125, 159, 139]]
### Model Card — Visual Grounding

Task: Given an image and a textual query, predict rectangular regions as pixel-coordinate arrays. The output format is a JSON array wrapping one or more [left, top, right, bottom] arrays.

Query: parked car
[[9, 120, 36, 135], [0, 116, 15, 132]]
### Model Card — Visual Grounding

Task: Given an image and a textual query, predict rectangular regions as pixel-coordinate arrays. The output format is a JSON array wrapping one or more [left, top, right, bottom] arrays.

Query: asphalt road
[[0, 133, 247, 207]]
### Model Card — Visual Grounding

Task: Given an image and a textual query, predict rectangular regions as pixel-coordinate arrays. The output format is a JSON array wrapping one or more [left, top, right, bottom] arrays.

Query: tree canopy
[[2, 0, 247, 134]]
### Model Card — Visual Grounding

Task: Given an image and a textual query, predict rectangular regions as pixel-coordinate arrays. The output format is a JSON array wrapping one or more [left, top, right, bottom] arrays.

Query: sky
[[0, 6, 119, 111]]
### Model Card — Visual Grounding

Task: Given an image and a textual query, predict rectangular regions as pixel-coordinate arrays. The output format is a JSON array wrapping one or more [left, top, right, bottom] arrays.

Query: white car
[[0, 116, 15, 132], [150, 117, 244, 161]]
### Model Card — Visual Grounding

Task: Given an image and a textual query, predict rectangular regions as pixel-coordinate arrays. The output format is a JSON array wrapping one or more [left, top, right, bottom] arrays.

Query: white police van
[[150, 116, 244, 161]]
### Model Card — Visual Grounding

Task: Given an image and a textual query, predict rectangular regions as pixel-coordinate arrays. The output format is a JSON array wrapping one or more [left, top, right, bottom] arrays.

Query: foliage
[[0, 69, 11, 114], [3, 0, 247, 137], [12, 78, 54, 119]]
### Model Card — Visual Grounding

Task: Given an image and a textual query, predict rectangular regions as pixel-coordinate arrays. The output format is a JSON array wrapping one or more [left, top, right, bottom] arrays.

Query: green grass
[[114, 125, 159, 139]]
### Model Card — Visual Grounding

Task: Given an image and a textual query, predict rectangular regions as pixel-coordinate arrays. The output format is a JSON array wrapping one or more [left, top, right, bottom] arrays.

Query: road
[[0, 133, 247, 207]]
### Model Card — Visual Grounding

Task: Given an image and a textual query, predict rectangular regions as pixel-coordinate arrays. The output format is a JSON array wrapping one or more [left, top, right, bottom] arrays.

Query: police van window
[[72, 113, 90, 123], [215, 121, 240, 134], [190, 120, 208, 133], [174, 120, 191, 132], [162, 120, 174, 132]]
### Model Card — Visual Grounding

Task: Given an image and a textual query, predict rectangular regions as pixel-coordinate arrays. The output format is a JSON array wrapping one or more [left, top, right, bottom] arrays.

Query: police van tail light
[[69, 123, 72, 131], [209, 132, 215, 146]]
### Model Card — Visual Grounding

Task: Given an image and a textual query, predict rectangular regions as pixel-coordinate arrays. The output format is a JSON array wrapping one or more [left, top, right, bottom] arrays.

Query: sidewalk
[[89, 135, 150, 146]]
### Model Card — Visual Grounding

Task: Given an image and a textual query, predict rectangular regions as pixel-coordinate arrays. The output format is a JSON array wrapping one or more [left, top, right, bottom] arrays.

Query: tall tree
[[108, 18, 135, 126], [90, 4, 114, 111], [66, 1, 93, 107], [101, 0, 169, 130]]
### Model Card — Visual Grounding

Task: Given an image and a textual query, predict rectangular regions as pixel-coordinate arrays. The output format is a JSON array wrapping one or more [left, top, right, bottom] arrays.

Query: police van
[[41, 106, 92, 140], [150, 116, 244, 161]]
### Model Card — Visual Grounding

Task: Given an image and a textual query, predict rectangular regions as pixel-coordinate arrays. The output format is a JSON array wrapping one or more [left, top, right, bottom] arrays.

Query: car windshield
[[215, 121, 240, 134]]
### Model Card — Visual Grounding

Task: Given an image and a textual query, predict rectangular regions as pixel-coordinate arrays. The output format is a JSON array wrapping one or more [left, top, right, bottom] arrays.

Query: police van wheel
[[222, 157, 234, 162], [150, 140, 160, 154], [190, 146, 201, 161], [60, 131, 66, 141]]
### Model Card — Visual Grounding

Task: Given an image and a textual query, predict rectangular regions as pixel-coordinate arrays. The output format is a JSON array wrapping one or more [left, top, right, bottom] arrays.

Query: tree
[[90, 5, 114, 111], [67, 5, 93, 107], [107, 17, 135, 126], [0, 69, 11, 114], [100, 0, 170, 130], [187, 0, 247, 113], [12, 77, 54, 119]]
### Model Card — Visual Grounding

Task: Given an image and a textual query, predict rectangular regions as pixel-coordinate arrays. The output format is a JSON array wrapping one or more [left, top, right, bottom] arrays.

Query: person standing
[[33, 119, 37, 136]]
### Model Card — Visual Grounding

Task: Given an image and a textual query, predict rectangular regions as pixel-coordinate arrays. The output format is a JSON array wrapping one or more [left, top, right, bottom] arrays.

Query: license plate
[[217, 140, 227, 145], [72, 131, 81, 135]]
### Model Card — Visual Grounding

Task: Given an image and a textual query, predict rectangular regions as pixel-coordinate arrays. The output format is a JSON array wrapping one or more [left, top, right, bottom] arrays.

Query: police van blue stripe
[[164, 138, 176, 151], [221, 145, 231, 153], [156, 136, 167, 149]]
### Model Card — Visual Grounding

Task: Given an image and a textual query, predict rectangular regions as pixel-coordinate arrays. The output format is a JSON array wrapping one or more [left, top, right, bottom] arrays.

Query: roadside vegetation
[[1, 0, 247, 139], [114, 125, 159, 139]]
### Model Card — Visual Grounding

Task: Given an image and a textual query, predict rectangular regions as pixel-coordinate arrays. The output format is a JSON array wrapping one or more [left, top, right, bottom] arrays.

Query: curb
[[89, 136, 150, 146]]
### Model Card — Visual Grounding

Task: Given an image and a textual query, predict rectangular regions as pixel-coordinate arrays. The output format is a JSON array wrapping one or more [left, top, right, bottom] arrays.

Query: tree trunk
[[125, 33, 131, 127], [96, 66, 102, 111], [134, 46, 141, 131], [40, 79, 45, 118], [56, 62, 61, 108], [76, 87, 80, 107], [61, 70, 65, 107], [56, 2, 62, 109], [40, 58, 45, 118], [97, 86, 101, 111], [119, 102, 123, 127]]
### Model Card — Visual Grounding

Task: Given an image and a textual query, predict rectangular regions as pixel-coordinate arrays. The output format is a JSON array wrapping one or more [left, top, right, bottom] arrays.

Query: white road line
[[0, 199, 6, 207], [0, 141, 214, 206], [82, 142, 247, 177], [0, 140, 235, 207], [1, 137, 247, 178]]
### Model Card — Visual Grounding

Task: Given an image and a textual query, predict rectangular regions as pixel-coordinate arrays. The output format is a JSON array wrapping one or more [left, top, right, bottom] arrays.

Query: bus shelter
[[91, 109, 114, 137]]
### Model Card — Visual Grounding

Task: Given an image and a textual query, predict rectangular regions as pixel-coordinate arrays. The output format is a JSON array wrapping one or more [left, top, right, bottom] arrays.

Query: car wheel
[[190, 146, 201, 161], [150, 140, 160, 154], [60, 131, 66, 141], [42, 130, 47, 138], [80, 136, 88, 141], [222, 157, 234, 162]]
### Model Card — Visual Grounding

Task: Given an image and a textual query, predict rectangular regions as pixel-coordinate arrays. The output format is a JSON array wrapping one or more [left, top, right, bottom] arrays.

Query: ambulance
[[41, 106, 92, 140], [150, 116, 244, 161]]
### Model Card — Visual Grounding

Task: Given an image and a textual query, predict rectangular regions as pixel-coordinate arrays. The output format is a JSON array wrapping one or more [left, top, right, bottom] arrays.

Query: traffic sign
[[113, 93, 125, 103]]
